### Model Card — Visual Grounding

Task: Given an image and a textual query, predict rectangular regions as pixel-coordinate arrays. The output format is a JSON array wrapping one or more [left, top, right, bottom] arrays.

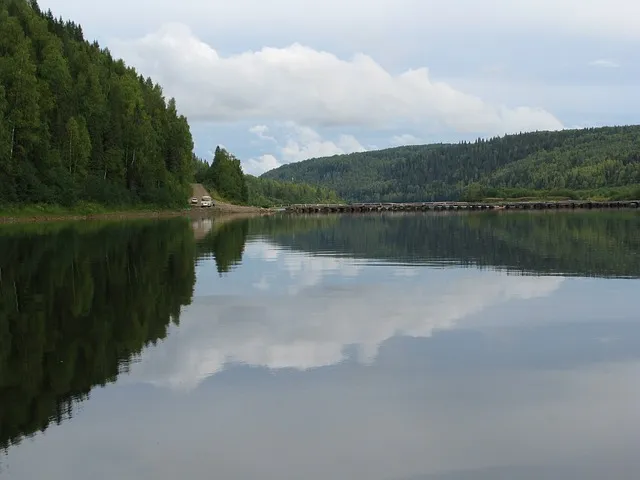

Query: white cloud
[[243, 154, 281, 176], [113, 23, 564, 135], [281, 252, 364, 294], [248, 125, 276, 142], [392, 267, 420, 277], [588, 59, 621, 68], [243, 241, 281, 261], [244, 123, 367, 175], [390, 133, 423, 146], [280, 124, 367, 162]]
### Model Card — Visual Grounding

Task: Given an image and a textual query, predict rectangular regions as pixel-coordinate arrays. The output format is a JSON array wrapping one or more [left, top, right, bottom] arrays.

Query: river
[[1, 211, 639, 479]]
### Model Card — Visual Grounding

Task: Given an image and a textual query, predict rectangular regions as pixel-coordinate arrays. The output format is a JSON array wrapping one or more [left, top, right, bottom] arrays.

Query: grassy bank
[[0, 201, 274, 224], [0, 202, 174, 217]]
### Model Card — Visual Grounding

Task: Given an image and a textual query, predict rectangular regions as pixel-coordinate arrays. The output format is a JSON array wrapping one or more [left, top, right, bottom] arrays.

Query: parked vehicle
[[190, 197, 199, 205], [200, 196, 213, 207]]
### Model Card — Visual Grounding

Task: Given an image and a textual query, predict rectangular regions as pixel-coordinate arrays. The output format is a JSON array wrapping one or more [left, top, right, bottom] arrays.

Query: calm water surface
[[1, 211, 640, 479]]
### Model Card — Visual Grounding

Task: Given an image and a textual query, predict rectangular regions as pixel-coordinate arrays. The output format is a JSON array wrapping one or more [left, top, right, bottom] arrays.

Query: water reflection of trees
[[246, 211, 640, 278], [0, 219, 196, 450], [196, 211, 640, 278], [196, 219, 249, 274]]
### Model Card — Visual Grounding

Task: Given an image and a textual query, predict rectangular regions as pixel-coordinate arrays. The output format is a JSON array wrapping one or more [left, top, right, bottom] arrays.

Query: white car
[[200, 196, 213, 207], [190, 197, 199, 205]]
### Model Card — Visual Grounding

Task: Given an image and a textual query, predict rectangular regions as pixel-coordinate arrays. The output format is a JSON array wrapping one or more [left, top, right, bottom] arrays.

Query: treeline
[[0, 0, 194, 208], [261, 126, 640, 202], [245, 175, 342, 207], [194, 146, 248, 204], [194, 147, 343, 206], [0, 219, 196, 449]]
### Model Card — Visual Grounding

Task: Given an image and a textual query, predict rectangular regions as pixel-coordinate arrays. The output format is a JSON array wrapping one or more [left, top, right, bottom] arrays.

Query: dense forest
[[261, 126, 640, 202], [245, 175, 342, 207], [0, 219, 196, 449], [194, 147, 248, 204], [0, 0, 195, 208], [193, 147, 343, 206]]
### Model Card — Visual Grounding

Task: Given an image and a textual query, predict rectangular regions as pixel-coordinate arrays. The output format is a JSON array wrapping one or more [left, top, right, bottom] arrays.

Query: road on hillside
[[190, 183, 270, 214]]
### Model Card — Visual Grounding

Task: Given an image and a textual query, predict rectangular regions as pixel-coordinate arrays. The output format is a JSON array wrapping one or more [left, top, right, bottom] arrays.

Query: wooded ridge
[[261, 126, 640, 202]]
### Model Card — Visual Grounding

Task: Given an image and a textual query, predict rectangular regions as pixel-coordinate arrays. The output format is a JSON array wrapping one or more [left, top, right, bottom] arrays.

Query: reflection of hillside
[[0, 219, 196, 449], [247, 212, 640, 278]]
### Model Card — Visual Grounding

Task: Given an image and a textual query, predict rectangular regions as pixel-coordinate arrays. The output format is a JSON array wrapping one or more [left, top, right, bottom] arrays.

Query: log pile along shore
[[285, 200, 640, 214]]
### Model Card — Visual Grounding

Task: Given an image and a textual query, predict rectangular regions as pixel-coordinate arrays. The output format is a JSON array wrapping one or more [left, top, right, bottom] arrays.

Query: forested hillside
[[245, 175, 342, 207], [261, 126, 640, 202], [194, 146, 248, 204], [0, 0, 194, 208], [193, 147, 343, 207]]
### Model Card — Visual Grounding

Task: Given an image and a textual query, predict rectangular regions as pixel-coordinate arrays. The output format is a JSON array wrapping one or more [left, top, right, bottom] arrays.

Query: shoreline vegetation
[[6, 181, 639, 225], [0, 201, 274, 224]]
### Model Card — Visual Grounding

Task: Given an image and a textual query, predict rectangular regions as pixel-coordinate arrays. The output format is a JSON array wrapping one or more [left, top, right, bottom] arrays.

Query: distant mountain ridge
[[261, 126, 640, 202]]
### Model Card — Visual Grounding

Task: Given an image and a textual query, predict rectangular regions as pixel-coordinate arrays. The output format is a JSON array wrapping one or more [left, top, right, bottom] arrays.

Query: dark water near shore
[[1, 211, 639, 479]]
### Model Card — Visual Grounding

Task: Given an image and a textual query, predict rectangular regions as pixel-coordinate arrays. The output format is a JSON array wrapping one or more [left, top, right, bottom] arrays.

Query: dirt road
[[0, 185, 274, 224], [191, 183, 210, 200], [190, 183, 270, 215]]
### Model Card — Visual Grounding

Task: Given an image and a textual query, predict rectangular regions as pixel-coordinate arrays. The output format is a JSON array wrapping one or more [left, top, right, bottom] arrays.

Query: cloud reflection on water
[[126, 240, 564, 391]]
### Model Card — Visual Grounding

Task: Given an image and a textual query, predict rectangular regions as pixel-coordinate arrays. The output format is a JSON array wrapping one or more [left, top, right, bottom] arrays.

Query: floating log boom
[[284, 201, 640, 214]]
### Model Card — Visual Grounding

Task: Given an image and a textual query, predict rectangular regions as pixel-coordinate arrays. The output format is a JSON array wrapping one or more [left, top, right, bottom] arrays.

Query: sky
[[39, 0, 640, 175]]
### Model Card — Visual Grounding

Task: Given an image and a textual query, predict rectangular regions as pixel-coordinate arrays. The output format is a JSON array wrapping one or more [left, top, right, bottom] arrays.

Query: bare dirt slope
[[191, 183, 211, 199], [190, 183, 272, 214]]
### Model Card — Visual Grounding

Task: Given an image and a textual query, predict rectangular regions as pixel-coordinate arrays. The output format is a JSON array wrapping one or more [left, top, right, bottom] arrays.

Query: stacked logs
[[285, 201, 640, 214]]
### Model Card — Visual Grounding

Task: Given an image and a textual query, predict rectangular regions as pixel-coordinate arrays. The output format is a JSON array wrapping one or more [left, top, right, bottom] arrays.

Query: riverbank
[[0, 201, 275, 224]]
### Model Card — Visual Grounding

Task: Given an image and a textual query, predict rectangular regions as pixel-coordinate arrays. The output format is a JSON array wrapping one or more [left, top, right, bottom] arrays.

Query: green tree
[[205, 146, 248, 204], [2, 33, 40, 164], [0, 85, 10, 163], [64, 115, 91, 178]]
